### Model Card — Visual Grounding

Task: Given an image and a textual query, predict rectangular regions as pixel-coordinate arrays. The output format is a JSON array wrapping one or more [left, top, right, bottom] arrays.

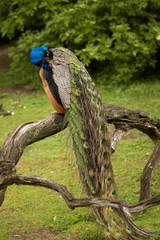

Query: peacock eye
[[46, 50, 53, 59]]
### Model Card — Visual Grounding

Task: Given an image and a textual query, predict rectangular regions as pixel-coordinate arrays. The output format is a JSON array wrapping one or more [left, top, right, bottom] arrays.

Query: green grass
[[0, 82, 160, 240]]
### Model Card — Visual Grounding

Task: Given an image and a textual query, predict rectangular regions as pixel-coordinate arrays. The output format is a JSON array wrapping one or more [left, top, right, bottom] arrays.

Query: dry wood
[[140, 140, 160, 201], [0, 103, 160, 215], [104, 103, 160, 201], [103, 103, 160, 142], [0, 174, 159, 216], [111, 129, 126, 153]]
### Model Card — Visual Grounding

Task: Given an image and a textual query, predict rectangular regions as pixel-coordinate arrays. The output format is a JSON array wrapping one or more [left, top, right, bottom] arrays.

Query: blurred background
[[0, 0, 160, 89], [0, 1, 160, 240]]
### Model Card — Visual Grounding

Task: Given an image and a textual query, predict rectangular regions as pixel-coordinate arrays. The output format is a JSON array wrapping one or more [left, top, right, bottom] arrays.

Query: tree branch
[[0, 104, 160, 212], [0, 112, 66, 205], [0, 112, 66, 178], [103, 104, 160, 201], [140, 140, 160, 201], [0, 174, 159, 216], [110, 129, 126, 153], [103, 103, 160, 142]]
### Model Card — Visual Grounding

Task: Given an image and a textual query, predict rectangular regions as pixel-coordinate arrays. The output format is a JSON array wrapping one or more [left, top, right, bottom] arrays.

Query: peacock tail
[[30, 46, 156, 240], [58, 48, 139, 240]]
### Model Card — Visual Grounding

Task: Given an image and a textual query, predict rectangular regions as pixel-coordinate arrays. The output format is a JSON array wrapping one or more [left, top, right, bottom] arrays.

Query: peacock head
[[30, 46, 53, 67]]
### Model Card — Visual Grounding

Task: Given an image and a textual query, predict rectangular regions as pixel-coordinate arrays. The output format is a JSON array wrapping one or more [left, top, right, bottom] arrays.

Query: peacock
[[30, 46, 155, 240]]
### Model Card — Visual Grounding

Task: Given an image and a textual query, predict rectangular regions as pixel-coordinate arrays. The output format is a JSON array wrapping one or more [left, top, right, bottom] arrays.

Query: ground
[[0, 46, 160, 240], [11, 228, 61, 240], [0, 85, 33, 96]]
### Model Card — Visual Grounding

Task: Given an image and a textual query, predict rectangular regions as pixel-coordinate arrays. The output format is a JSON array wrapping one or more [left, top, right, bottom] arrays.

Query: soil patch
[[0, 84, 33, 96], [11, 228, 60, 239], [0, 48, 9, 57]]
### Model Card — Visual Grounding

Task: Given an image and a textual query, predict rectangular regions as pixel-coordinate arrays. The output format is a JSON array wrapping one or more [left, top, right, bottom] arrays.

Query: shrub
[[1, 0, 160, 86]]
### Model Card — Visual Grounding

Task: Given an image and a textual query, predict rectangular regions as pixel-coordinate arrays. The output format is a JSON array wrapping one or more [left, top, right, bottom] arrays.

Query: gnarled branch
[[140, 140, 160, 201], [0, 104, 160, 212], [103, 103, 160, 142], [0, 174, 159, 217], [103, 103, 160, 201]]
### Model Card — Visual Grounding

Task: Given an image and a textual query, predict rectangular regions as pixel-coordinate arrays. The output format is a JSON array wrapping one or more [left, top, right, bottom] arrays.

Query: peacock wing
[[49, 48, 71, 110]]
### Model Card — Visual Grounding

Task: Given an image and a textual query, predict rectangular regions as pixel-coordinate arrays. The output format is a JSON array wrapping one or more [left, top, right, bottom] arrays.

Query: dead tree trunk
[[0, 103, 159, 227]]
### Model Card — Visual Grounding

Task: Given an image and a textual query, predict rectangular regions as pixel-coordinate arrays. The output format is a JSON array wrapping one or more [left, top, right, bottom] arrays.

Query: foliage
[[1, 0, 160, 86], [0, 83, 160, 239]]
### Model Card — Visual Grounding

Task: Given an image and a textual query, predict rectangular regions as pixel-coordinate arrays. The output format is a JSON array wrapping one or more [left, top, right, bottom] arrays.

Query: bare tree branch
[[104, 103, 160, 142], [0, 112, 66, 177], [0, 174, 159, 217], [103, 104, 160, 201], [0, 112, 66, 205], [0, 103, 160, 213], [111, 129, 126, 153], [140, 140, 160, 201]]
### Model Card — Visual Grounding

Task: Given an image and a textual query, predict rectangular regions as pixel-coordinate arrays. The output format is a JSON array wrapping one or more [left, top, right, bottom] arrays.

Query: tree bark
[[111, 129, 126, 153], [0, 112, 66, 206], [140, 140, 160, 201], [0, 173, 159, 217], [103, 103, 160, 142], [0, 103, 160, 212], [103, 103, 160, 201]]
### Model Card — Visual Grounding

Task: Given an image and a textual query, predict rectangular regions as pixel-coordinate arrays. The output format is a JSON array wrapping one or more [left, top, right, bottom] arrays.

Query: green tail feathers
[[60, 48, 155, 240]]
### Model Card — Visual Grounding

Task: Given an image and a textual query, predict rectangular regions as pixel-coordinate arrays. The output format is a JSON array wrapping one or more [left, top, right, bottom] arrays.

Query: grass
[[0, 44, 160, 240], [0, 81, 160, 240], [0, 90, 104, 240]]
